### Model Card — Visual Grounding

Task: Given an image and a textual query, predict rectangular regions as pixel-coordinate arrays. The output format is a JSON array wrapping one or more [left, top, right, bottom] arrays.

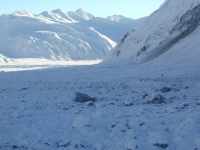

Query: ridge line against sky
[[1, 0, 165, 19]]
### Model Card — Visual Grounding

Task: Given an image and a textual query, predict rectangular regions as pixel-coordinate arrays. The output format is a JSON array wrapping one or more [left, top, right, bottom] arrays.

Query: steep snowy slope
[[143, 26, 200, 77], [77, 15, 137, 42], [0, 9, 136, 60], [111, 0, 200, 65]]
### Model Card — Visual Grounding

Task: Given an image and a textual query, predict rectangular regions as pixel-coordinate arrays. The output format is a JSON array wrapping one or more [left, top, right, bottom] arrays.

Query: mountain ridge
[[0, 9, 136, 60]]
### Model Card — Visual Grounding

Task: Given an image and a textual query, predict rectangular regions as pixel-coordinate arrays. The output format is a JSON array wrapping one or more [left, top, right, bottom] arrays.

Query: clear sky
[[1, 0, 165, 19]]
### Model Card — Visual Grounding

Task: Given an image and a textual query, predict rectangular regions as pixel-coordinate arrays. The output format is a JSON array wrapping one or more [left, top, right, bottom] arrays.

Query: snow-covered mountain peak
[[107, 15, 128, 22], [12, 10, 34, 17], [39, 11, 51, 17], [75, 8, 94, 19], [51, 9, 65, 15], [39, 9, 74, 23], [68, 8, 95, 21]]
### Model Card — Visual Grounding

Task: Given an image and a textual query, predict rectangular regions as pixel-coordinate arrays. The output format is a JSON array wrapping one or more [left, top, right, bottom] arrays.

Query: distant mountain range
[[0, 9, 137, 61]]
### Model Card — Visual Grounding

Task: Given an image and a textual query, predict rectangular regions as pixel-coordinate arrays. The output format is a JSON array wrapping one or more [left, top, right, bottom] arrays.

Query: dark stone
[[108, 102, 115, 106], [60, 142, 71, 148], [137, 45, 150, 57], [44, 142, 50, 146], [87, 101, 95, 106], [111, 124, 116, 128], [153, 143, 168, 149], [20, 87, 29, 91], [11, 145, 28, 150], [56, 141, 71, 148], [183, 103, 190, 107], [184, 86, 189, 89], [142, 93, 148, 99], [124, 102, 134, 107], [12, 145, 18, 149], [74, 92, 97, 103], [160, 87, 172, 93], [139, 122, 145, 127], [80, 144, 85, 148], [147, 94, 166, 104], [178, 103, 190, 110], [196, 102, 200, 106]]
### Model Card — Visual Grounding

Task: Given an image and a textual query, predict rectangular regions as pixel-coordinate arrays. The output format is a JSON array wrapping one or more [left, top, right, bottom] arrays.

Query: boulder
[[74, 92, 97, 103]]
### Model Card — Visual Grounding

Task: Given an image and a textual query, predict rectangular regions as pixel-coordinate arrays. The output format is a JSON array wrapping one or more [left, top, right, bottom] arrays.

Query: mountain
[[110, 0, 200, 72], [0, 9, 136, 60], [67, 8, 95, 21]]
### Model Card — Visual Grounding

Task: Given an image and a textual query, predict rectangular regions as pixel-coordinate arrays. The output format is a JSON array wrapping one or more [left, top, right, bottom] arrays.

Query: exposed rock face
[[171, 4, 200, 35]]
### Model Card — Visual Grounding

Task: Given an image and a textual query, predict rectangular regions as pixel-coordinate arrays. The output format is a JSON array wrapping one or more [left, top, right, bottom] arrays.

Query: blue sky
[[1, 0, 165, 18]]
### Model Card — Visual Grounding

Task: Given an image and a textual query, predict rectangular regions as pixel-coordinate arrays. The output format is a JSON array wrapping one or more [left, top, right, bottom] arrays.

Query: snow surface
[[0, 60, 200, 150], [0, 58, 101, 72]]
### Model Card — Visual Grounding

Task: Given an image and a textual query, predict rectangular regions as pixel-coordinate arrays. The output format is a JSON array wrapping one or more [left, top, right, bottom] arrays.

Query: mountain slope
[[0, 9, 136, 60], [110, 0, 200, 68]]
